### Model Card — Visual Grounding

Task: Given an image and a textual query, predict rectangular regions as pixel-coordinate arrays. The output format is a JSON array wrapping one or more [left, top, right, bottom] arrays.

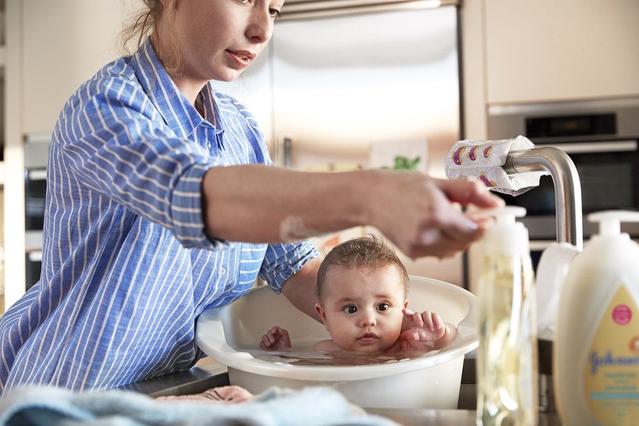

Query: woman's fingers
[[425, 188, 485, 245], [415, 183, 487, 257], [374, 172, 502, 259], [434, 177, 504, 209]]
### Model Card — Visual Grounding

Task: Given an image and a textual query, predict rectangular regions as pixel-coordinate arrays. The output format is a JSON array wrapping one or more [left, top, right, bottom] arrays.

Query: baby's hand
[[259, 325, 292, 351], [398, 309, 455, 351]]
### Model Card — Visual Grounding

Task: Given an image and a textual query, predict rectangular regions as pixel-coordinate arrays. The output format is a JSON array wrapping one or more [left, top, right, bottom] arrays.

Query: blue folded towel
[[0, 385, 398, 426]]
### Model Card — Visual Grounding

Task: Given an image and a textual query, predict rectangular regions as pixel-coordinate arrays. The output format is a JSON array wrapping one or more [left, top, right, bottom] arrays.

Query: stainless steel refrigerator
[[218, 0, 464, 285]]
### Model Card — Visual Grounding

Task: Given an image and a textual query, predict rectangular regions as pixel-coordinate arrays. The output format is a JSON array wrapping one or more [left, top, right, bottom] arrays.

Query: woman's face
[[315, 265, 408, 353], [164, 0, 283, 82]]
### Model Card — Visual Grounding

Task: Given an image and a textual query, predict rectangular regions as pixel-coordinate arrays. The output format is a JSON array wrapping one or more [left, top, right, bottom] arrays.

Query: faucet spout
[[503, 147, 583, 249]]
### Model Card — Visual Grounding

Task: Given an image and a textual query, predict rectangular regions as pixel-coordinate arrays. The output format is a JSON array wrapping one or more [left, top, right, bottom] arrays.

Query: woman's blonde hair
[[120, 0, 181, 73]]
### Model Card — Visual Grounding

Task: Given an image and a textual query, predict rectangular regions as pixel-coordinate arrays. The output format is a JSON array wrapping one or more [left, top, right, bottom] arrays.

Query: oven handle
[[543, 140, 637, 154], [28, 250, 43, 262], [27, 169, 47, 181]]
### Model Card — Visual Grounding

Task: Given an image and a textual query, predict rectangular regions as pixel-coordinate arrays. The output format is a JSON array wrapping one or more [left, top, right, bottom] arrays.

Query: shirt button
[[220, 267, 226, 275]]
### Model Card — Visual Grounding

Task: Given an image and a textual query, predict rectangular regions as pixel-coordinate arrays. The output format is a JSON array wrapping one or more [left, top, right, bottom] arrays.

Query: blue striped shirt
[[0, 38, 318, 394]]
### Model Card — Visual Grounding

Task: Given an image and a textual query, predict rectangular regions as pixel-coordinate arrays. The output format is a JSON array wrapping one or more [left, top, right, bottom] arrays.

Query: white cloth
[[445, 135, 549, 196], [0, 385, 398, 426]]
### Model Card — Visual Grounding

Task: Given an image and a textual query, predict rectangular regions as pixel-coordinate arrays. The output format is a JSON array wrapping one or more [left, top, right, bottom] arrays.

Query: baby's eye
[[377, 302, 391, 312], [343, 304, 358, 314]]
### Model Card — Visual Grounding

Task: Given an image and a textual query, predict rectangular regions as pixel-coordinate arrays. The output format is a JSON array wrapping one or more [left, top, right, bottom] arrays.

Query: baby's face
[[315, 265, 407, 353]]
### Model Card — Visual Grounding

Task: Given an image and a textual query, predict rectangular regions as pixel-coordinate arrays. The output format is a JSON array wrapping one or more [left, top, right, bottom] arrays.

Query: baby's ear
[[314, 303, 327, 324]]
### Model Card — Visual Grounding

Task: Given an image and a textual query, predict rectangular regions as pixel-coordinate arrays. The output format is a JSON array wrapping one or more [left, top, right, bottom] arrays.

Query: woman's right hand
[[367, 171, 502, 259], [201, 165, 500, 260]]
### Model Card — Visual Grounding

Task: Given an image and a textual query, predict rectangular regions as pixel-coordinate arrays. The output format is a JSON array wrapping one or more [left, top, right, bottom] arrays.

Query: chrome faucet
[[503, 147, 583, 250], [505, 146, 583, 413]]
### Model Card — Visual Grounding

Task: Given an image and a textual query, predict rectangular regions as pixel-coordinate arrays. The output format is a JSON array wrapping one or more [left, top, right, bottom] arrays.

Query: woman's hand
[[259, 325, 292, 351], [203, 166, 500, 260], [368, 172, 502, 259]]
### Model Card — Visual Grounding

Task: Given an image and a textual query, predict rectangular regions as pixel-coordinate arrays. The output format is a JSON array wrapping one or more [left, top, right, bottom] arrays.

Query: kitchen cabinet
[[462, 0, 639, 139], [484, 0, 639, 104]]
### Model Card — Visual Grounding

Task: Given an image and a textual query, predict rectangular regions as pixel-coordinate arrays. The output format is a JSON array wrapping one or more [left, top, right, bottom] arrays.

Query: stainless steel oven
[[488, 97, 639, 258], [24, 134, 50, 290]]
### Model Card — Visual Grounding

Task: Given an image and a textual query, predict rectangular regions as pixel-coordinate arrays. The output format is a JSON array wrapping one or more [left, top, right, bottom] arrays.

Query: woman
[[0, 0, 501, 394]]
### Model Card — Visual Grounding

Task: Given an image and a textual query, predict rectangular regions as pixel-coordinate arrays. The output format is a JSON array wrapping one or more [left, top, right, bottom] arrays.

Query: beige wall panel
[[22, 0, 142, 134], [461, 0, 488, 140], [485, 0, 639, 104]]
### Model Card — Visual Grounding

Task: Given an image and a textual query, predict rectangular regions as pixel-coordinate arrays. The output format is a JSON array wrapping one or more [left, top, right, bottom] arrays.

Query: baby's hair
[[316, 235, 409, 302]]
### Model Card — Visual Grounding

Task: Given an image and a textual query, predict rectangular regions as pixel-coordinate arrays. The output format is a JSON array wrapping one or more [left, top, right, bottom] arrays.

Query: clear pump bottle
[[476, 206, 538, 426]]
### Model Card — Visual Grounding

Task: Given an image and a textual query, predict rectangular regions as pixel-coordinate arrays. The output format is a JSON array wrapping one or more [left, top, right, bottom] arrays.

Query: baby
[[260, 236, 456, 354]]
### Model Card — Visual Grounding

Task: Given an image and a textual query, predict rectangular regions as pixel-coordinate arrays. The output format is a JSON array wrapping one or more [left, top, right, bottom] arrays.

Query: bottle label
[[584, 284, 639, 425]]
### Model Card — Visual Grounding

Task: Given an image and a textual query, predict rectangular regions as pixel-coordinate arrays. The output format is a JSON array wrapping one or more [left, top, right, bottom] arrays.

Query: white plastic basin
[[196, 276, 478, 409]]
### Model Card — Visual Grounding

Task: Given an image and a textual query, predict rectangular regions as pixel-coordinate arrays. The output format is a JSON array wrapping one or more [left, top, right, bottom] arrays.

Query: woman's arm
[[202, 165, 501, 259], [202, 165, 369, 243], [281, 257, 322, 322]]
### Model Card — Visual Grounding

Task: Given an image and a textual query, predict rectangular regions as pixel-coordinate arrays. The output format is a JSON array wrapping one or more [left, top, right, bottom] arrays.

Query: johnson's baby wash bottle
[[476, 206, 538, 426], [555, 211, 639, 426]]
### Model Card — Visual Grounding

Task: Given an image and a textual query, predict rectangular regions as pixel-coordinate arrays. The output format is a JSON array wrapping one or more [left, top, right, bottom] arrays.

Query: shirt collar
[[130, 37, 219, 138]]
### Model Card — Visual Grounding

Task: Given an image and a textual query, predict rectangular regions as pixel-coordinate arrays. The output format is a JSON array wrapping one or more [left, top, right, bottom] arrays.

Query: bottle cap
[[474, 206, 527, 224], [588, 210, 639, 237], [475, 206, 528, 255]]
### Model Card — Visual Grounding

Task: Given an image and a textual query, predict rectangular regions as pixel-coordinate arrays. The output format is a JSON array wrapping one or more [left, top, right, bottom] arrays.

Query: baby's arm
[[259, 326, 292, 351]]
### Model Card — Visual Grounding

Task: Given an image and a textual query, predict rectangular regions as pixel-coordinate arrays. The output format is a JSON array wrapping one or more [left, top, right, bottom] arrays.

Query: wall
[[22, 0, 142, 134], [3, 0, 141, 309]]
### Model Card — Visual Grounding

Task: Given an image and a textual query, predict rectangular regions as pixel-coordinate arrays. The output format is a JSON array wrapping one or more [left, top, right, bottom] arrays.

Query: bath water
[[248, 347, 443, 367]]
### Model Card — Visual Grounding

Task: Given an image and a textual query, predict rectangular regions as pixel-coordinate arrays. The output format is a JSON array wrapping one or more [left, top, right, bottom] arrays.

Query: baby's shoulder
[[313, 339, 340, 352]]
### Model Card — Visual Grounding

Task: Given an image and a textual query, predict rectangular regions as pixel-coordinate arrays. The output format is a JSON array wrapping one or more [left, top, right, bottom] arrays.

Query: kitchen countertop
[[366, 408, 561, 426], [122, 356, 563, 425], [119, 357, 229, 397]]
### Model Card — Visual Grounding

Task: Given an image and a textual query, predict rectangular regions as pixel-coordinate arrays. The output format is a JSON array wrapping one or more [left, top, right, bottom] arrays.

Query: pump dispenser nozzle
[[589, 210, 639, 237], [480, 206, 526, 225], [475, 206, 529, 256]]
